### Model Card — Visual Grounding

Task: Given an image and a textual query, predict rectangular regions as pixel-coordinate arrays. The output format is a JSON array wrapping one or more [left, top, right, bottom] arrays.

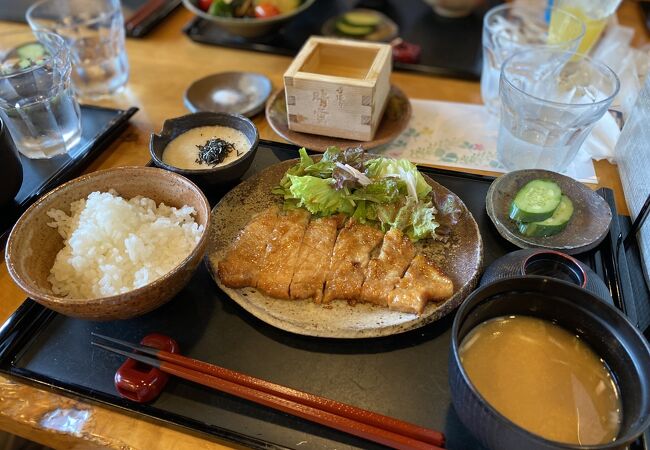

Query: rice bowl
[[47, 190, 205, 299], [5, 166, 210, 321]]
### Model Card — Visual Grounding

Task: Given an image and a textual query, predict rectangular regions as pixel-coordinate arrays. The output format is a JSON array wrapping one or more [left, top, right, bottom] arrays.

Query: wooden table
[[0, 3, 648, 449]]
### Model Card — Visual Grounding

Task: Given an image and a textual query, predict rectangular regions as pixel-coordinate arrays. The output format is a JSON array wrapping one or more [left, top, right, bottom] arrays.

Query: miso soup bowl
[[150, 112, 259, 187], [449, 276, 650, 450]]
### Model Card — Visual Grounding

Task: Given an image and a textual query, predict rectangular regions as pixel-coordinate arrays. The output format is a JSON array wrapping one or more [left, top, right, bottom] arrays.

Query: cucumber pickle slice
[[343, 11, 381, 27], [335, 20, 374, 36], [2, 42, 48, 72], [509, 179, 562, 223], [16, 42, 46, 61], [518, 195, 574, 237]]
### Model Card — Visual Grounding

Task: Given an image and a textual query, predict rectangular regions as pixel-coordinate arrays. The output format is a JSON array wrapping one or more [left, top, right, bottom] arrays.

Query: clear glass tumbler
[[0, 30, 82, 159], [27, 0, 129, 99], [481, 3, 585, 115], [497, 48, 620, 172]]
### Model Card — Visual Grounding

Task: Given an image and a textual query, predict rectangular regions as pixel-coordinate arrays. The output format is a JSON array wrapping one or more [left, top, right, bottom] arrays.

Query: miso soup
[[459, 315, 621, 445]]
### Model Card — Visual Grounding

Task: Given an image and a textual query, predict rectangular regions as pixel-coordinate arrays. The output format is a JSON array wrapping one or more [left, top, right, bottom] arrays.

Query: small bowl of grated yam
[[5, 166, 211, 321], [150, 112, 259, 187]]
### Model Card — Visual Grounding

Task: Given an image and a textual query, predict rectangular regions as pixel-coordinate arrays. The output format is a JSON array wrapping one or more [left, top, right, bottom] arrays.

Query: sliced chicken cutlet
[[256, 209, 310, 299], [290, 215, 343, 303], [389, 254, 454, 314], [218, 206, 279, 288], [323, 220, 384, 303], [360, 229, 416, 306]]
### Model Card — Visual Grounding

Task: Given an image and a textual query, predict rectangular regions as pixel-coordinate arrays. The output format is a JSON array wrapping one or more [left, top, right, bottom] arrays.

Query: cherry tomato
[[254, 3, 281, 18], [198, 0, 213, 11]]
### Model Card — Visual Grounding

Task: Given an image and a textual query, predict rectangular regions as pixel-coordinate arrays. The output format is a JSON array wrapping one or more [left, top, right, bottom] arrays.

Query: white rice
[[47, 190, 204, 299]]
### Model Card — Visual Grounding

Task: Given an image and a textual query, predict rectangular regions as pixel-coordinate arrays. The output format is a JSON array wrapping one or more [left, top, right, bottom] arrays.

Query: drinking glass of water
[[481, 3, 585, 115], [497, 48, 619, 172], [27, 0, 129, 99], [0, 30, 82, 159]]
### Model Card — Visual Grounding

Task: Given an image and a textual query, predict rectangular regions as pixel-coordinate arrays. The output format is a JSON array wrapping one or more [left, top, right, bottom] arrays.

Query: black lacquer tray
[[184, 0, 502, 81], [0, 141, 648, 450], [0, 105, 138, 247], [0, 0, 181, 38]]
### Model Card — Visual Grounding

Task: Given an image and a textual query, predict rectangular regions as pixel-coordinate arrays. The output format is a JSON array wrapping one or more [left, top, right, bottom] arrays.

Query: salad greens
[[272, 146, 460, 241]]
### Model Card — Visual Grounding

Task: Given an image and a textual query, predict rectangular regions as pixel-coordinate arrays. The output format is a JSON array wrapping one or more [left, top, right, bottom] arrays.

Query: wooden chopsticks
[[92, 333, 445, 450]]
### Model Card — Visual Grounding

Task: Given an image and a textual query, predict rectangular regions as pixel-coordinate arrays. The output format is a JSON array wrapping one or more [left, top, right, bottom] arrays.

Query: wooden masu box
[[283, 37, 392, 142]]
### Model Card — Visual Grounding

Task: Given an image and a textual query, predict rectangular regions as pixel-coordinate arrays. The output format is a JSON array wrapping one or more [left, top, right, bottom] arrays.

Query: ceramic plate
[[184, 72, 272, 117], [205, 157, 483, 338], [265, 85, 412, 152], [486, 169, 612, 255]]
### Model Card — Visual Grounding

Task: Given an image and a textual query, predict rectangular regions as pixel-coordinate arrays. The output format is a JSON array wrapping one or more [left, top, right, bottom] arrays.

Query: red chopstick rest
[[114, 333, 179, 403]]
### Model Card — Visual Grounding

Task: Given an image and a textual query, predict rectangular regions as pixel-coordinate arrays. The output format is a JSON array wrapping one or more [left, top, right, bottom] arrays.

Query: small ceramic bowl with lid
[[150, 112, 259, 186]]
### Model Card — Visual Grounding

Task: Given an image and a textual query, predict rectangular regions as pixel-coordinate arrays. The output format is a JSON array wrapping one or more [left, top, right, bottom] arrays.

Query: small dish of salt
[[184, 72, 272, 118]]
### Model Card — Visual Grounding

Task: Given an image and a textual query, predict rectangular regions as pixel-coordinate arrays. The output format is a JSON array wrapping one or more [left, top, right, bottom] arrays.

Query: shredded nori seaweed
[[195, 138, 237, 166]]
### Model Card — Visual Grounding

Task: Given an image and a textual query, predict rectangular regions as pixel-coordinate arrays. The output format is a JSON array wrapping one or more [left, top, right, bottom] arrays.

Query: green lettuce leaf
[[304, 160, 335, 178], [322, 146, 342, 162], [304, 146, 366, 181], [351, 200, 368, 223], [320, 146, 363, 168], [365, 157, 432, 200], [373, 198, 440, 240], [273, 147, 314, 197], [297, 147, 314, 170], [407, 202, 440, 241], [303, 146, 345, 179], [287, 175, 355, 216], [272, 148, 442, 242], [352, 178, 400, 204]]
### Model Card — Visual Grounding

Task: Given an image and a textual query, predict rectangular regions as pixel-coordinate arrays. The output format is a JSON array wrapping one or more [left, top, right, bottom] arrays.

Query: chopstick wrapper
[[374, 99, 618, 183], [614, 76, 650, 288]]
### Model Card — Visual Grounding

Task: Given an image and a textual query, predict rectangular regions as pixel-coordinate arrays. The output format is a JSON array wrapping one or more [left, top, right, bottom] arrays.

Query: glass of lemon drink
[[551, 0, 622, 54]]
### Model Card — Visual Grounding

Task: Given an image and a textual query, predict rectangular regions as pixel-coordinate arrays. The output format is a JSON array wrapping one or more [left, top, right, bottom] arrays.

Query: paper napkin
[[374, 99, 621, 184]]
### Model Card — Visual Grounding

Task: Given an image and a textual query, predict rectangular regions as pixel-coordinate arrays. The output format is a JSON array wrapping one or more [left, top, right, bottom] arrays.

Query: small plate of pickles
[[321, 9, 399, 42], [486, 170, 613, 255]]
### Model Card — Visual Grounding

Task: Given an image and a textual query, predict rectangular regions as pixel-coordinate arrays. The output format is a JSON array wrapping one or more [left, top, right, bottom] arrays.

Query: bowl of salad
[[183, 0, 316, 38]]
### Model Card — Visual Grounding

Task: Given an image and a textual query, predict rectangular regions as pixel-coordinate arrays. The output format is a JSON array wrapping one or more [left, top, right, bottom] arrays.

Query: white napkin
[[580, 112, 621, 163]]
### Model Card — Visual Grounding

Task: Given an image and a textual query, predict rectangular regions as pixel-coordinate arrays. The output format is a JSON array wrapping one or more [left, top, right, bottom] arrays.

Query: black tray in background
[[0, 0, 180, 38], [0, 105, 138, 246], [0, 141, 647, 450], [185, 0, 501, 80], [641, 1, 650, 32]]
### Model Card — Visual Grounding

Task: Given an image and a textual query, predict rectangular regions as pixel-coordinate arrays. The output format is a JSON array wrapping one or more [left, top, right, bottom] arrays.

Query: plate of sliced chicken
[[205, 148, 483, 338]]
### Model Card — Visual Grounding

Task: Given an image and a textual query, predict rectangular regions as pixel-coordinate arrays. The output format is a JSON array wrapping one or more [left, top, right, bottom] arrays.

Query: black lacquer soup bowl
[[449, 276, 650, 450]]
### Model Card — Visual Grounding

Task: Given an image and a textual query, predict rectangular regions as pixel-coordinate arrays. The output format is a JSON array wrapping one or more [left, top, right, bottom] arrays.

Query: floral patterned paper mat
[[373, 99, 598, 183]]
